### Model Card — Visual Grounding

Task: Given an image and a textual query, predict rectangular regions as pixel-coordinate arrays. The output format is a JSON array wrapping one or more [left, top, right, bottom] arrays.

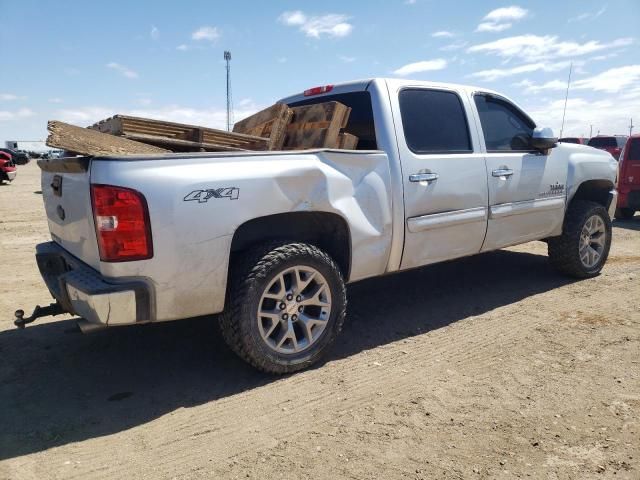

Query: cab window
[[474, 94, 535, 152], [399, 89, 472, 154]]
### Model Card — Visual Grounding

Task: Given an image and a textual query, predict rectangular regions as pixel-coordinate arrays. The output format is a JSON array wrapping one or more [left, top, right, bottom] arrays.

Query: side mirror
[[530, 127, 558, 151]]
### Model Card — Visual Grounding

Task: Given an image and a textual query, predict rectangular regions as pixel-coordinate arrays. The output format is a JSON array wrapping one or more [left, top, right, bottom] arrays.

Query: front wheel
[[219, 243, 347, 374], [548, 200, 612, 278]]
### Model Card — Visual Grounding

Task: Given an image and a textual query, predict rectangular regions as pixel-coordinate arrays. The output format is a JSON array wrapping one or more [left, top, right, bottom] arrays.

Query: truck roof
[[279, 78, 503, 105]]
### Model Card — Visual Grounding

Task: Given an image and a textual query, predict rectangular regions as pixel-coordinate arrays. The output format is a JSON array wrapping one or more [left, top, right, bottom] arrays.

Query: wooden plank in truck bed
[[233, 103, 293, 150], [90, 115, 269, 151], [282, 102, 351, 149], [46, 121, 170, 156]]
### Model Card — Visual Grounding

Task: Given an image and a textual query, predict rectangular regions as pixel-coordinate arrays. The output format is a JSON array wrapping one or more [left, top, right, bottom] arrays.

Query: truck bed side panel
[[90, 151, 392, 322]]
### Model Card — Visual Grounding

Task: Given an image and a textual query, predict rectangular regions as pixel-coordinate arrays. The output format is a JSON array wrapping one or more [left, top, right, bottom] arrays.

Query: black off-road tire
[[615, 207, 635, 220], [219, 242, 347, 374], [548, 200, 612, 278]]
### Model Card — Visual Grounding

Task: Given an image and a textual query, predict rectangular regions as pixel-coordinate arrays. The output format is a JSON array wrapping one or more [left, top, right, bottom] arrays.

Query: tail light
[[91, 184, 153, 262], [304, 85, 334, 96]]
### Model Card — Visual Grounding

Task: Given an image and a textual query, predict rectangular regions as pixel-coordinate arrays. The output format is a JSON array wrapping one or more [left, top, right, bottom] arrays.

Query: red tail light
[[91, 184, 153, 262], [304, 85, 334, 96]]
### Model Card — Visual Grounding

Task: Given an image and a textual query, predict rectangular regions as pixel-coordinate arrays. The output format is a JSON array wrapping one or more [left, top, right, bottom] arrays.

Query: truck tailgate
[[39, 157, 101, 270]]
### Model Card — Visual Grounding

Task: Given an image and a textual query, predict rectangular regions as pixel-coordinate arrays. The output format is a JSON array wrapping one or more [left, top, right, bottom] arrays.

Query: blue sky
[[1, 0, 639, 145]]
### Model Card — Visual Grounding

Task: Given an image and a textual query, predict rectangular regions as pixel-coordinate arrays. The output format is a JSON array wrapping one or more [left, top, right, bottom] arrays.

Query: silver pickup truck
[[23, 78, 618, 373]]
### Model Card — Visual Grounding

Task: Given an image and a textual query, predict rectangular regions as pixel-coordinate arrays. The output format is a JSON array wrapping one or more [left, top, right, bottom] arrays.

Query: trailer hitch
[[14, 302, 65, 329]]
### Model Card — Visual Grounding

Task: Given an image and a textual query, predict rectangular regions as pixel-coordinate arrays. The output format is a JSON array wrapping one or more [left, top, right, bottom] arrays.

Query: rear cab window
[[288, 91, 378, 150], [398, 88, 472, 154], [588, 137, 617, 148], [473, 94, 535, 152]]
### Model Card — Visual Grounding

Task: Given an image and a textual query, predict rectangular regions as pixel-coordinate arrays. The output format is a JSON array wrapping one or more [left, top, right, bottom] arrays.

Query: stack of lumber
[[232, 103, 293, 150], [47, 121, 170, 157], [232, 101, 358, 150], [89, 115, 269, 152], [46, 100, 359, 157], [284, 102, 358, 150]]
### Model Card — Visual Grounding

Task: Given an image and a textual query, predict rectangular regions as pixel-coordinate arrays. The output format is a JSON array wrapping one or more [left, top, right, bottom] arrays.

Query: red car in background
[[559, 137, 587, 144], [588, 135, 628, 160], [616, 134, 640, 219], [0, 151, 17, 184]]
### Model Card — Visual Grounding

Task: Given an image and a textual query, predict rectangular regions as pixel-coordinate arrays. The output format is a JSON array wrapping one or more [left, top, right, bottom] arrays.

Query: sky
[[1, 0, 639, 147]]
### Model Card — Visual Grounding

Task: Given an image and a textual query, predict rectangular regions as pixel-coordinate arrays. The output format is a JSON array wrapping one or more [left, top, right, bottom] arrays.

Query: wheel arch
[[229, 211, 352, 281], [569, 179, 615, 210]]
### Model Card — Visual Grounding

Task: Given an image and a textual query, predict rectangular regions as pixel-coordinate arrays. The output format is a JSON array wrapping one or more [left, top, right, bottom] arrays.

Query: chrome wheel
[[579, 215, 606, 268], [257, 265, 332, 354]]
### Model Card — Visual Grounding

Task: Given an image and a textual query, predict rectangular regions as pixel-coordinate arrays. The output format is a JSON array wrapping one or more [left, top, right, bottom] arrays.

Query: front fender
[[566, 145, 618, 204]]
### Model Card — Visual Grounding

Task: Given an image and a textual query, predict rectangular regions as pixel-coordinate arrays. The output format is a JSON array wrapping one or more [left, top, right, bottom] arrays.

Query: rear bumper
[[36, 242, 152, 328]]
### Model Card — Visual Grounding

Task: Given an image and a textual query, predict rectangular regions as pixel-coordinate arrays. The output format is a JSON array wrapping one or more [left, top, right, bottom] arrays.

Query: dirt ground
[[0, 161, 638, 480]]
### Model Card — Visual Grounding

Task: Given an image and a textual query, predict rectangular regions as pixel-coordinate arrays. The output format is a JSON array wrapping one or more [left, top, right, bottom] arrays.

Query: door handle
[[409, 173, 439, 183], [492, 168, 514, 178]]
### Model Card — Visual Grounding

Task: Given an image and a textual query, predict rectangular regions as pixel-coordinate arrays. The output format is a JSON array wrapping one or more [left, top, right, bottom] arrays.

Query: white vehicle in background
[[19, 78, 618, 373]]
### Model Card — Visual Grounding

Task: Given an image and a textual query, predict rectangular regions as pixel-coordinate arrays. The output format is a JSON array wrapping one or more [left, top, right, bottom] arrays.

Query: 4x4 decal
[[184, 188, 239, 203]]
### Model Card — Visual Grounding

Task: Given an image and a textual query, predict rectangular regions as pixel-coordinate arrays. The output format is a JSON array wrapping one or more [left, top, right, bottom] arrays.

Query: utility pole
[[630, 118, 634, 136], [589, 125, 593, 138], [224, 50, 233, 132]]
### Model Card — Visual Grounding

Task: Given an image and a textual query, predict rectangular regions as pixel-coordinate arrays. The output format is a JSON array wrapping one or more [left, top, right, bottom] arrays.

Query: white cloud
[[572, 65, 640, 93], [106, 62, 138, 79], [476, 22, 512, 33], [431, 30, 454, 38], [150, 25, 160, 40], [279, 11, 306, 26], [176, 44, 189, 51], [404, 0, 417, 4], [339, 55, 356, 63], [0, 93, 26, 101], [468, 35, 633, 62], [191, 26, 221, 42], [514, 65, 640, 95], [440, 41, 468, 52], [569, 5, 607, 22], [48, 98, 63, 104], [393, 59, 447, 76], [526, 94, 639, 137], [471, 60, 572, 81], [0, 108, 35, 122], [476, 6, 528, 33], [278, 11, 353, 39], [513, 78, 568, 93], [277, 57, 287, 63]]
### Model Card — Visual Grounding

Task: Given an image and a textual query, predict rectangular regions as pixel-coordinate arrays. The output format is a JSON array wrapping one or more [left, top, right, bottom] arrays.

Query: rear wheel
[[219, 242, 347, 374], [548, 201, 612, 278], [615, 207, 635, 220]]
